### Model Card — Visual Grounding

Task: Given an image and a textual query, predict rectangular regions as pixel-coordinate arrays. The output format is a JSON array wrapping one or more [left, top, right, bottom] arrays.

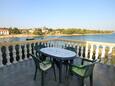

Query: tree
[[13, 27, 21, 34], [33, 29, 43, 35], [8, 27, 21, 34]]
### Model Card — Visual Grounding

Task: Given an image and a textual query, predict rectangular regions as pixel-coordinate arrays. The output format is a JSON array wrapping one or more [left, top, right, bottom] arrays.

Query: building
[[42, 27, 49, 33], [28, 29, 35, 34], [0, 28, 9, 35]]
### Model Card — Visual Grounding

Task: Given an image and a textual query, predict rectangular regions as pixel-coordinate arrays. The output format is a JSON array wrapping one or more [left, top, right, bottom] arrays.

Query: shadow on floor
[[0, 59, 115, 86]]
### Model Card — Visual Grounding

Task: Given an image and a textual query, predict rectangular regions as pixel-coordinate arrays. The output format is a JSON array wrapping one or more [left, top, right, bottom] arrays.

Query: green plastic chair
[[64, 46, 76, 66], [63, 47, 77, 78], [29, 54, 56, 86], [34, 43, 47, 61], [70, 59, 99, 86], [64, 46, 76, 53], [34, 43, 46, 51]]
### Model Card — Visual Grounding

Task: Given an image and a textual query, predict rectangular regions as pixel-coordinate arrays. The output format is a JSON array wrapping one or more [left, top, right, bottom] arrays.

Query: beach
[[0, 34, 37, 38], [0, 33, 112, 39]]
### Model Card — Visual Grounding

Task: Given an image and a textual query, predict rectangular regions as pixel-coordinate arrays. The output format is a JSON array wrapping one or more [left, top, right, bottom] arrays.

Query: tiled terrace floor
[[0, 59, 115, 86]]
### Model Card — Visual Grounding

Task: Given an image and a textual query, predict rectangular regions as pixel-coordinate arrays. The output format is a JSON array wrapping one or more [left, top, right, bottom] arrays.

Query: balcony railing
[[0, 38, 115, 67]]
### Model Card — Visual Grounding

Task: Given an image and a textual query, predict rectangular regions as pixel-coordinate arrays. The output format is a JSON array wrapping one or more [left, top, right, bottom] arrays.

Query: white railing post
[[6, 46, 11, 65], [61, 41, 64, 48], [72, 43, 76, 52], [19, 44, 23, 61], [95, 45, 99, 60], [107, 46, 113, 64], [24, 44, 28, 60], [56, 40, 58, 47], [13, 45, 17, 63], [101, 46, 106, 63], [59, 41, 62, 48], [29, 43, 31, 54], [33, 43, 36, 55], [54, 40, 56, 47], [70, 42, 73, 47], [89, 44, 93, 60], [59, 40, 61, 47], [48, 41, 51, 47], [85, 43, 89, 59], [51, 40, 53, 46], [76, 45, 79, 57], [0, 47, 3, 67], [47, 41, 49, 47], [80, 46, 83, 58], [29, 43, 32, 59]]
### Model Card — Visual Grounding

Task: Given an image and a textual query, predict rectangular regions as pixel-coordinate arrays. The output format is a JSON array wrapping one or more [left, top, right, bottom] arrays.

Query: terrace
[[0, 39, 115, 86]]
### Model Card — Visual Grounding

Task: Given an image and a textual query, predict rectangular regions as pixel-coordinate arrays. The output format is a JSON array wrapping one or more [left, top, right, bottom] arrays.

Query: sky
[[0, 0, 115, 30]]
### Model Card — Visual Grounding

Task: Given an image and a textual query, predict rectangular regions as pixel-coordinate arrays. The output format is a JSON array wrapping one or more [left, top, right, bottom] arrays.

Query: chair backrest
[[29, 54, 41, 68], [34, 43, 46, 61], [83, 60, 99, 77], [64, 47, 76, 53], [83, 63, 95, 77], [34, 43, 46, 51]]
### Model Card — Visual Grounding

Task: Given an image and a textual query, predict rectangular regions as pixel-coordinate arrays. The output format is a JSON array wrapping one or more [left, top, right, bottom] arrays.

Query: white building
[[0, 28, 9, 35]]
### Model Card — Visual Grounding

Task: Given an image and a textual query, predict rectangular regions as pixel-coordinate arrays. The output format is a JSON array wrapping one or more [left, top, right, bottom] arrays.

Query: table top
[[40, 47, 76, 60]]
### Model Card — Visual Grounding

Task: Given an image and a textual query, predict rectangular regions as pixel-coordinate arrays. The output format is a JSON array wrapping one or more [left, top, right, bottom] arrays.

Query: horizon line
[[0, 26, 114, 31]]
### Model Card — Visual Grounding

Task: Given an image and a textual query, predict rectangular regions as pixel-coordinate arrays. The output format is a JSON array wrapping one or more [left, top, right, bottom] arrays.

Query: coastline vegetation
[[61, 28, 112, 34], [4, 27, 113, 36]]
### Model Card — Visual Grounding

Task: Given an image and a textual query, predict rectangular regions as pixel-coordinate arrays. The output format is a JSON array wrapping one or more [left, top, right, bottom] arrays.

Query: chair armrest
[[71, 64, 86, 69], [42, 60, 52, 65], [82, 58, 100, 63], [82, 58, 94, 62], [70, 62, 96, 69], [94, 59, 101, 63], [29, 53, 42, 63]]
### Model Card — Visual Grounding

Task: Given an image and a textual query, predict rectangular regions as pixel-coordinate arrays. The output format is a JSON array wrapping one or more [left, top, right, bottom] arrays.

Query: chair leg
[[53, 63, 56, 81], [41, 71, 45, 86], [90, 75, 93, 86], [81, 59, 84, 65], [65, 61, 68, 73], [65, 64, 69, 79], [34, 67, 37, 80], [80, 78, 84, 86], [69, 61, 73, 77]]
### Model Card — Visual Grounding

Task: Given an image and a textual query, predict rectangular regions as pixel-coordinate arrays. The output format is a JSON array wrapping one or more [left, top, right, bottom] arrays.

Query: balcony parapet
[[0, 38, 115, 68]]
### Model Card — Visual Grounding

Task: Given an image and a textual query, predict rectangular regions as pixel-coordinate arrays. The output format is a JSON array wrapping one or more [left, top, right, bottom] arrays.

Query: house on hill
[[0, 28, 9, 35]]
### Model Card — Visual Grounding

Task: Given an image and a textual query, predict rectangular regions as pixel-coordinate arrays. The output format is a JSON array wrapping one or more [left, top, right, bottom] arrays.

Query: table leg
[[59, 60, 62, 83]]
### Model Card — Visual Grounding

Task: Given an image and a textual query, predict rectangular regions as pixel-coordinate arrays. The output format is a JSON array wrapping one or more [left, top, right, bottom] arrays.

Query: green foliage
[[48, 28, 53, 32], [8, 27, 113, 35], [61, 28, 112, 34], [33, 29, 43, 35], [62, 29, 76, 34], [9, 27, 21, 34]]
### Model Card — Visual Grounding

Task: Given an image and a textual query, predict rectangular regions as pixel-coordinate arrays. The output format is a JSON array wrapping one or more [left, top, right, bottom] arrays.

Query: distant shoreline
[[46, 33, 112, 36], [0, 34, 37, 38], [0, 33, 112, 38]]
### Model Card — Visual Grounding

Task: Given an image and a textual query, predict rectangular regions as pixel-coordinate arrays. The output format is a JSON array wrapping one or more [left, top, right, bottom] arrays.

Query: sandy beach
[[0, 33, 112, 38], [0, 34, 37, 38]]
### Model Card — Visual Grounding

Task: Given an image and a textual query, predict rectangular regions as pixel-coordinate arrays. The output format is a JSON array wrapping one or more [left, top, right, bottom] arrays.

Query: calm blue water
[[46, 33, 115, 43], [60, 34, 115, 43], [0, 34, 115, 43]]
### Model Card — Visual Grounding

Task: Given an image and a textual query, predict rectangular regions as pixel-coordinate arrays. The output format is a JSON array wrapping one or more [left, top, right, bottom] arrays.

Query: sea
[[0, 33, 115, 43]]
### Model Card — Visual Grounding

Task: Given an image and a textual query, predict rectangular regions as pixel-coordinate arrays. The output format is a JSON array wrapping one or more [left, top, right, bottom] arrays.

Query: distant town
[[0, 27, 113, 37]]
